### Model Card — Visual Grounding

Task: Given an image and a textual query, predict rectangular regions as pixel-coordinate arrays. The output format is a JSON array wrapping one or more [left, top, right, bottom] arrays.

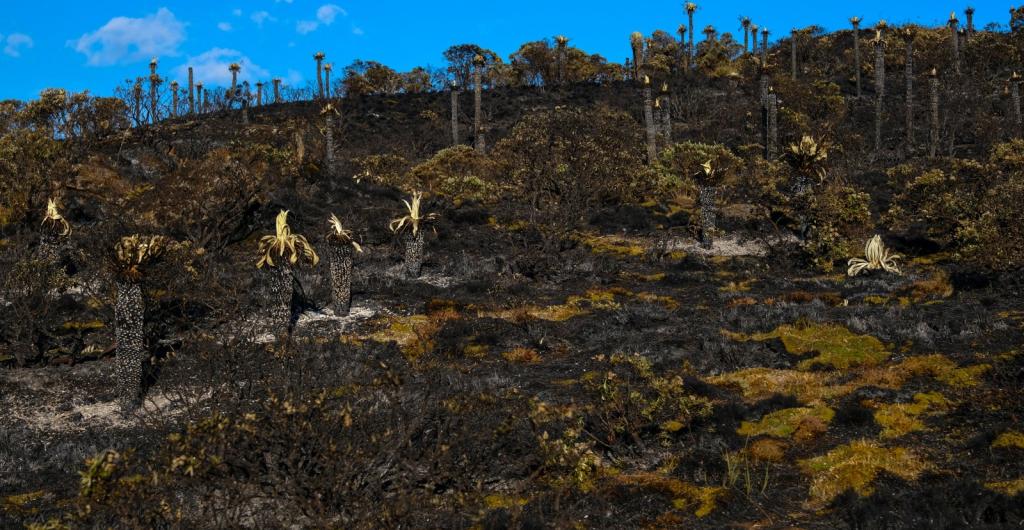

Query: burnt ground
[[1, 41, 1024, 525], [1, 174, 1023, 528]]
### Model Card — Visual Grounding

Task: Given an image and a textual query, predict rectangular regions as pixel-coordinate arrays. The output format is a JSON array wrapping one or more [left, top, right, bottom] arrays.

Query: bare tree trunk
[[274, 79, 281, 103], [875, 39, 885, 154], [643, 82, 657, 163], [905, 40, 914, 151], [474, 62, 484, 153], [171, 87, 178, 117], [451, 86, 460, 145], [188, 67, 195, 115], [133, 79, 142, 126], [929, 73, 940, 157], [256, 84, 263, 106]]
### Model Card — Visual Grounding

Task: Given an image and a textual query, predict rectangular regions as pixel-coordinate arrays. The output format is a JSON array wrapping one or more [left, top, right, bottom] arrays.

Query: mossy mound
[[870, 392, 951, 439], [725, 323, 890, 370], [798, 440, 929, 508], [738, 404, 835, 441]]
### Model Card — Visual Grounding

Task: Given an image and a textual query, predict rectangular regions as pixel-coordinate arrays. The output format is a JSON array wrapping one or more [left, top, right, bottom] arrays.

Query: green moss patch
[[725, 323, 890, 370], [737, 404, 835, 441], [798, 440, 929, 508], [871, 392, 951, 439]]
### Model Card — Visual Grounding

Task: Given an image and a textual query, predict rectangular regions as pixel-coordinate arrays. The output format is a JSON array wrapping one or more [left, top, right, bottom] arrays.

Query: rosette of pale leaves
[[847, 235, 902, 276], [327, 213, 364, 252], [115, 235, 169, 281], [257, 210, 319, 269], [42, 198, 71, 237], [389, 191, 438, 237], [785, 135, 829, 183]]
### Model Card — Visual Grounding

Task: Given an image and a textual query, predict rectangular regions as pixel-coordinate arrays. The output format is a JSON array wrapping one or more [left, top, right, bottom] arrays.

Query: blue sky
[[0, 1, 1011, 101]]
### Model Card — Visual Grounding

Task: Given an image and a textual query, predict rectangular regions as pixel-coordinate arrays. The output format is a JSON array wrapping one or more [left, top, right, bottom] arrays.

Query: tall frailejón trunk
[[133, 79, 142, 126], [791, 29, 798, 80], [743, 26, 749, 55], [170, 83, 178, 117], [767, 91, 779, 159], [324, 113, 334, 171], [265, 266, 293, 336], [404, 231, 425, 278], [688, 11, 695, 70], [699, 185, 717, 250], [149, 60, 159, 124], [643, 78, 658, 164], [188, 67, 195, 115], [659, 88, 672, 141], [1012, 74, 1022, 133], [115, 281, 145, 408], [274, 79, 282, 103], [325, 68, 332, 99], [474, 60, 485, 153], [327, 244, 354, 315], [256, 83, 263, 106], [875, 38, 886, 154], [905, 37, 914, 150], [929, 70, 940, 157], [853, 21, 862, 98], [451, 84, 460, 145], [761, 29, 769, 66], [760, 71, 771, 158], [950, 19, 961, 77], [316, 57, 324, 99]]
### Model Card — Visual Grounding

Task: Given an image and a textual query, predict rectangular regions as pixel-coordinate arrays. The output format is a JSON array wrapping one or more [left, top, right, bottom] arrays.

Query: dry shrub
[[494, 106, 650, 234], [409, 145, 498, 202], [350, 153, 410, 190]]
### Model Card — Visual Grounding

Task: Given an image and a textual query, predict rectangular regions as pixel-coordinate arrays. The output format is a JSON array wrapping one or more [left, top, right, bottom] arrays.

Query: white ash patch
[[664, 234, 797, 257]]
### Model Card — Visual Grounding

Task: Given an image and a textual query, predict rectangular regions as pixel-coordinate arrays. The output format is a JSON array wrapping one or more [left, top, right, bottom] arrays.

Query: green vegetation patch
[[871, 392, 951, 439], [725, 323, 890, 370], [798, 440, 929, 508], [737, 404, 835, 441], [992, 430, 1024, 450]]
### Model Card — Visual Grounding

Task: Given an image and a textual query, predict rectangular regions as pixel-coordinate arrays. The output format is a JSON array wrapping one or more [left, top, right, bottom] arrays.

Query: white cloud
[[70, 8, 185, 66], [4, 34, 33, 57], [232, 8, 242, 16], [351, 25, 364, 36], [250, 11, 275, 27], [297, 4, 347, 34], [316, 4, 346, 24], [175, 48, 269, 87], [217, 22, 233, 32], [275, 0, 293, 3], [296, 20, 319, 34]]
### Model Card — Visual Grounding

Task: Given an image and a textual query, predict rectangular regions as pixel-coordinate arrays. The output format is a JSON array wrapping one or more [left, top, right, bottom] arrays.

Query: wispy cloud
[[351, 25, 364, 36], [70, 8, 185, 66], [3, 34, 33, 57], [296, 20, 319, 35], [317, 4, 346, 24], [250, 11, 275, 27], [176, 48, 270, 87], [296, 3, 347, 35], [217, 22, 233, 32], [231, 8, 242, 16]]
